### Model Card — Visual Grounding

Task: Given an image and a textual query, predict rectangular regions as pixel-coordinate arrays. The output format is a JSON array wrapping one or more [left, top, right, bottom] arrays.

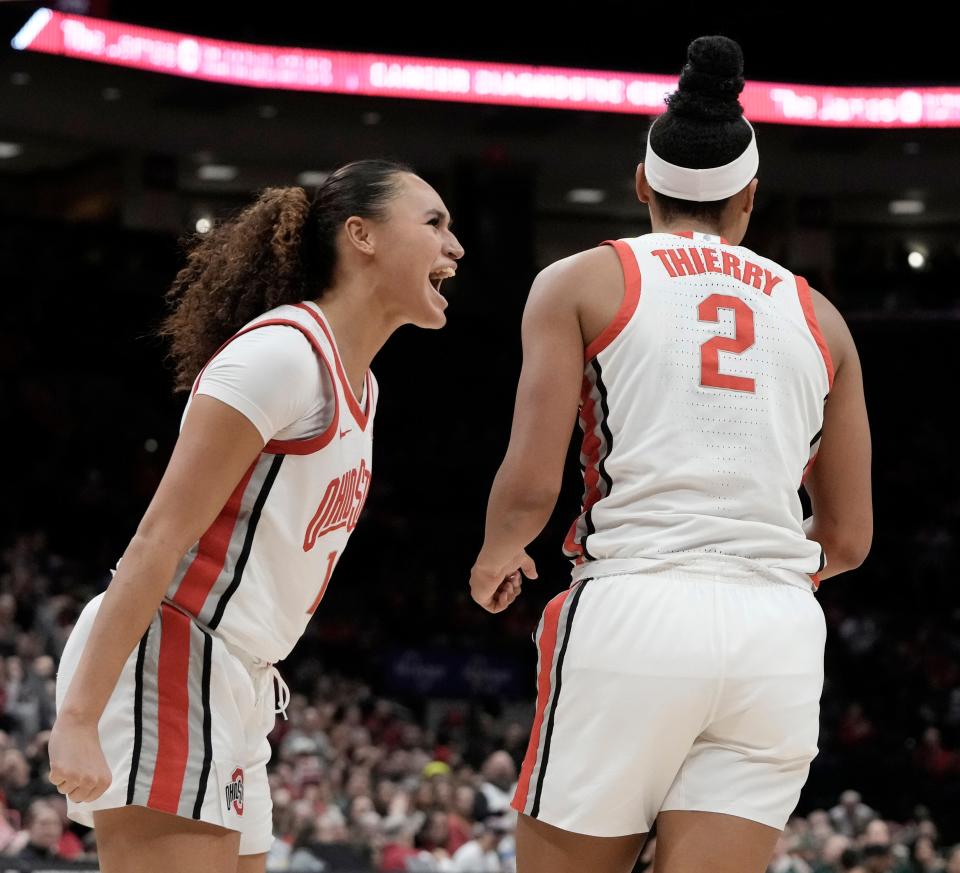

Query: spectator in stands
[[479, 751, 516, 815], [7, 799, 64, 861], [944, 846, 960, 873], [448, 784, 480, 852], [0, 597, 19, 658], [379, 818, 419, 872], [769, 831, 813, 873], [815, 834, 854, 873], [830, 790, 877, 838], [909, 835, 945, 873], [0, 798, 18, 854], [450, 816, 508, 872], [0, 749, 33, 817], [859, 843, 896, 873], [915, 728, 957, 780]]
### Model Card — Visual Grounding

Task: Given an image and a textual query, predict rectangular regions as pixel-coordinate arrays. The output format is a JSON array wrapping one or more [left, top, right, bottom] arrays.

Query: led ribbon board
[[13, 8, 960, 128]]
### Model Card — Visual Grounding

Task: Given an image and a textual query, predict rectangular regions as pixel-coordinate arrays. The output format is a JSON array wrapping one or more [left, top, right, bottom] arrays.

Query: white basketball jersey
[[565, 231, 834, 589], [165, 301, 378, 662]]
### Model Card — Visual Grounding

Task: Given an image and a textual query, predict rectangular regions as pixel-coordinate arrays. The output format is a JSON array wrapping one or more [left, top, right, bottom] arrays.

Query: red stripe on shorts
[[147, 604, 193, 813], [512, 589, 572, 813]]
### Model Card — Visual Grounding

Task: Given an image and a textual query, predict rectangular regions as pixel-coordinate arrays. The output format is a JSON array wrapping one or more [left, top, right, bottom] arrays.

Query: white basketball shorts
[[511, 559, 826, 835], [56, 593, 277, 854]]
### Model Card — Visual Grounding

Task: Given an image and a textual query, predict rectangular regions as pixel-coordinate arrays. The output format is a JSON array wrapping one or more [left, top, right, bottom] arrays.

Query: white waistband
[[570, 555, 816, 592]]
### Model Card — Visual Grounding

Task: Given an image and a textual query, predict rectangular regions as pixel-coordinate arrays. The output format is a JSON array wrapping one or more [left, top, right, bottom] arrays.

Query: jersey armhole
[[192, 318, 340, 455], [584, 240, 642, 362], [794, 275, 836, 391]]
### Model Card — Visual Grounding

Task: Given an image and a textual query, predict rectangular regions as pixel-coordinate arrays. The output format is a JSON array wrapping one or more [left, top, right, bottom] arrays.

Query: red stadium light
[[12, 8, 960, 128]]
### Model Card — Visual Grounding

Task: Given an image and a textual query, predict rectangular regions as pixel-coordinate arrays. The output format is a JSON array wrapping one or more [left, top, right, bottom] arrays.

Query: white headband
[[645, 117, 758, 202]]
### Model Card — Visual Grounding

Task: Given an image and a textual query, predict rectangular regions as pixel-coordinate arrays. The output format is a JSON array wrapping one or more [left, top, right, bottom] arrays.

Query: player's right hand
[[470, 550, 538, 613], [47, 715, 113, 804]]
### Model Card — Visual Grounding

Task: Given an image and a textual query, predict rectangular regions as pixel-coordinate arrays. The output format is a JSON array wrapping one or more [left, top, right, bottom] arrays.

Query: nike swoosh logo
[[340, 429, 352, 438]]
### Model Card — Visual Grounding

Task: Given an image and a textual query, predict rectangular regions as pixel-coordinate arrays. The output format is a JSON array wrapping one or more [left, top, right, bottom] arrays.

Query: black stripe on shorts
[[191, 630, 214, 819], [125, 627, 150, 805]]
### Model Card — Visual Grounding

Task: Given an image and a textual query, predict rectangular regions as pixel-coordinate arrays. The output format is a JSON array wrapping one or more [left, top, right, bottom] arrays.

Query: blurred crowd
[[2, 530, 960, 871]]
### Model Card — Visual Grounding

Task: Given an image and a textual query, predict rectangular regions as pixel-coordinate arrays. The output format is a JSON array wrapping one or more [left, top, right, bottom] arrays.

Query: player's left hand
[[469, 551, 537, 613]]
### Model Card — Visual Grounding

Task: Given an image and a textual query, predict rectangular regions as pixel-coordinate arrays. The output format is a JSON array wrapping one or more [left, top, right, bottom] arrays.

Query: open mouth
[[428, 267, 456, 294]]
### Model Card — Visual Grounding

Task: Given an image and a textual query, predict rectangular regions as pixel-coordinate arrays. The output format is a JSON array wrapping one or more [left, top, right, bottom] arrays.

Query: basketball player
[[469, 37, 872, 873], [48, 160, 464, 873]]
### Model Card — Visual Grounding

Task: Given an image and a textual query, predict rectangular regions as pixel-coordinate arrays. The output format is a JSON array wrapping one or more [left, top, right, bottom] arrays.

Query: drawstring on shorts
[[267, 664, 291, 720], [161, 596, 290, 720]]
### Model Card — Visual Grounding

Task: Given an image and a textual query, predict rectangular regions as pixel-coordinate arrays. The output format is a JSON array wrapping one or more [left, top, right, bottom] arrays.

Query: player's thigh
[[237, 852, 267, 873], [652, 810, 780, 873], [516, 813, 647, 873], [94, 805, 240, 873]]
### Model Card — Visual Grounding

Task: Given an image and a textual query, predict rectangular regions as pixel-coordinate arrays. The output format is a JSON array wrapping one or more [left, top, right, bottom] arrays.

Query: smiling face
[[378, 173, 463, 328], [362, 173, 464, 329]]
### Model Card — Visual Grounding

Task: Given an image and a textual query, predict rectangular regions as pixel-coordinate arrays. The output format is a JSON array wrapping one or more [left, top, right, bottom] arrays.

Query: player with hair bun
[[471, 36, 872, 873]]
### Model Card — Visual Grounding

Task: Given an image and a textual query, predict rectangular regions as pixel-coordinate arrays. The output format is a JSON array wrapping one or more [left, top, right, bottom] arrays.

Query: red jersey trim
[[795, 276, 836, 391], [296, 302, 373, 431], [171, 459, 258, 615], [191, 318, 340, 456], [563, 371, 606, 559], [584, 240, 642, 362], [801, 452, 819, 486]]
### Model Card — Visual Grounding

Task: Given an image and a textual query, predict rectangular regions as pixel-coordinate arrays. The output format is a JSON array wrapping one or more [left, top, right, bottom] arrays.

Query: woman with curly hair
[[470, 36, 872, 873], [48, 160, 463, 873]]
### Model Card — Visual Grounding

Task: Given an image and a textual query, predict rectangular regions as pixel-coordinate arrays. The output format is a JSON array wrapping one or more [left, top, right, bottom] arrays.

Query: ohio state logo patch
[[224, 767, 244, 816]]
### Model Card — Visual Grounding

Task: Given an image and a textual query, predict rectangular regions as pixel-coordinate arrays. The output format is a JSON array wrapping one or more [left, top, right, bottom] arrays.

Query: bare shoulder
[[809, 285, 855, 372], [534, 246, 622, 295], [530, 246, 624, 345]]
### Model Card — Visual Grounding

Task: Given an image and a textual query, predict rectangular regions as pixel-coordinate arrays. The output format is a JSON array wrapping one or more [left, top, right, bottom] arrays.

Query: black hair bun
[[666, 35, 745, 122]]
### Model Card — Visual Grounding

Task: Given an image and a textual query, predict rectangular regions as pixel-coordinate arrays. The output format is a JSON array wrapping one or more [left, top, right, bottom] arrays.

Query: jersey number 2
[[698, 294, 756, 393]]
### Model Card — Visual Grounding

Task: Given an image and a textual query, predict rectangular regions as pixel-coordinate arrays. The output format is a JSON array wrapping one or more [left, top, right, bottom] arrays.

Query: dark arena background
[[1, 3, 959, 871]]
